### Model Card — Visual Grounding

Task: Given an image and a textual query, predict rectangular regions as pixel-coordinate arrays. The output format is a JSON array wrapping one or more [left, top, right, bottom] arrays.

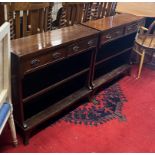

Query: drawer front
[[100, 27, 124, 45], [67, 37, 98, 56], [125, 23, 138, 34], [79, 37, 98, 50], [22, 48, 66, 74]]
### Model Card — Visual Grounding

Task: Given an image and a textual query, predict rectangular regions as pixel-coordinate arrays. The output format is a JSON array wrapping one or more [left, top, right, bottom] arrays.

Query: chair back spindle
[[7, 2, 53, 39], [83, 2, 117, 22], [53, 2, 117, 29], [59, 3, 84, 27]]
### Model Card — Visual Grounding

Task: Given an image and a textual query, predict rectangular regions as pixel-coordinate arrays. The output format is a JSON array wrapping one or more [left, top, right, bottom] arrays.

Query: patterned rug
[[2, 66, 155, 153], [63, 83, 127, 126]]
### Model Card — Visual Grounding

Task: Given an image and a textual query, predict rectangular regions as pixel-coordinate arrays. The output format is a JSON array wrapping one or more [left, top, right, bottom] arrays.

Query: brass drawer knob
[[30, 59, 40, 67], [105, 34, 112, 39], [73, 46, 79, 52], [88, 40, 94, 46], [52, 52, 62, 59], [127, 27, 133, 30], [115, 31, 120, 34]]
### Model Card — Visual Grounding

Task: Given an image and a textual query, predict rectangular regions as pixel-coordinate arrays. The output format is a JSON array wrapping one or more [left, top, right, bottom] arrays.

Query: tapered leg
[[8, 113, 18, 146], [23, 130, 31, 145], [126, 67, 131, 76], [137, 50, 145, 79], [87, 93, 93, 102]]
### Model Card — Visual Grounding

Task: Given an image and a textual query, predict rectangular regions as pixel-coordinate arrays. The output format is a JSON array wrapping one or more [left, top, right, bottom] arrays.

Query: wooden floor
[[116, 2, 155, 17]]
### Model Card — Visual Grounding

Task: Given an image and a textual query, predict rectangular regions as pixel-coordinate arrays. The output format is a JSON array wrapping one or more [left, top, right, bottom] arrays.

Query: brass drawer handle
[[52, 52, 62, 59], [105, 34, 112, 39], [115, 31, 121, 34], [30, 59, 40, 67], [127, 25, 137, 31], [73, 46, 79, 52], [127, 27, 133, 30], [88, 40, 94, 46]]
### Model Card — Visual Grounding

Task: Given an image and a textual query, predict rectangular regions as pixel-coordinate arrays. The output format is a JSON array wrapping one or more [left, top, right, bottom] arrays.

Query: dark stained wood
[[23, 68, 89, 103], [11, 13, 146, 145], [25, 87, 91, 130], [83, 3, 92, 22], [93, 64, 130, 89], [11, 24, 99, 145], [15, 10, 20, 38], [96, 47, 132, 66], [0, 4, 5, 26], [82, 13, 146, 92], [82, 13, 145, 32], [11, 24, 99, 57], [22, 86, 91, 144], [47, 3, 53, 31], [11, 54, 25, 125]]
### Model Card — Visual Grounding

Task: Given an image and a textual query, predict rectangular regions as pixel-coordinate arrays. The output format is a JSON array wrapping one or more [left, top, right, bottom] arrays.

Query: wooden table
[[116, 2, 155, 27]]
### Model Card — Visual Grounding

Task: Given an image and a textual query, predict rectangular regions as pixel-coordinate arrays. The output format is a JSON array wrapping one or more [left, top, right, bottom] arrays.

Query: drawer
[[125, 23, 138, 34], [100, 27, 124, 45], [67, 37, 98, 56], [22, 48, 66, 74]]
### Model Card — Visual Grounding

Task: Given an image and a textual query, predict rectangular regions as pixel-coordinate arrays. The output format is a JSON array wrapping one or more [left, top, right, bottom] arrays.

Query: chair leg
[[8, 113, 18, 146], [137, 51, 145, 79]]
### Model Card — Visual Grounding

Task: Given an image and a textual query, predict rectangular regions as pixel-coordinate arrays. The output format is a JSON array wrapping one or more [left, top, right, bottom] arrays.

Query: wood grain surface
[[11, 24, 99, 56], [82, 13, 144, 31], [116, 2, 155, 18]]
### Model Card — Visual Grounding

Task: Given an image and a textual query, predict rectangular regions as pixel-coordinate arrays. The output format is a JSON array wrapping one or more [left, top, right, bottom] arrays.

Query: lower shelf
[[24, 87, 91, 130], [93, 64, 130, 89]]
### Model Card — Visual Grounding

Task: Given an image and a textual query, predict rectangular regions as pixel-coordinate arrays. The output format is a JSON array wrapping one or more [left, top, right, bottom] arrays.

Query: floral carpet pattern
[[63, 83, 127, 126]]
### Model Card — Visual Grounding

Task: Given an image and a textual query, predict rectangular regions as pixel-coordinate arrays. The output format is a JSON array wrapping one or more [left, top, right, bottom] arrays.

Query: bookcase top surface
[[11, 24, 99, 57], [82, 13, 145, 32]]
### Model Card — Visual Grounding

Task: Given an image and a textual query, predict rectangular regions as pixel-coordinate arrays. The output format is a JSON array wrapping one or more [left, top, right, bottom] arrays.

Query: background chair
[[0, 22, 18, 146], [83, 2, 117, 22], [52, 2, 84, 28], [6, 2, 53, 39], [0, 3, 5, 26], [133, 20, 155, 79], [52, 2, 117, 29]]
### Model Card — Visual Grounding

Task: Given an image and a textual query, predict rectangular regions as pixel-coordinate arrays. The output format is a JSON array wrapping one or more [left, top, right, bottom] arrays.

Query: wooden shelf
[[93, 64, 130, 89], [23, 68, 89, 103], [95, 47, 132, 66], [25, 87, 91, 130]]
